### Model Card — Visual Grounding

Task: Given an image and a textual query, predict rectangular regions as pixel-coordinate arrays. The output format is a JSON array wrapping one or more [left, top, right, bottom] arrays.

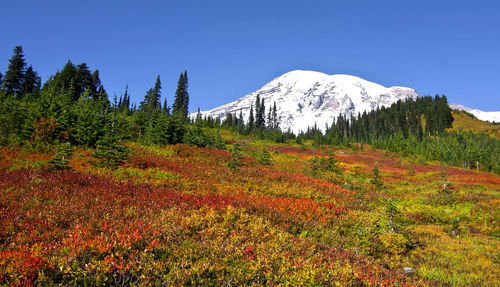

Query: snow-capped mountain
[[194, 70, 419, 133], [449, 104, 500, 123]]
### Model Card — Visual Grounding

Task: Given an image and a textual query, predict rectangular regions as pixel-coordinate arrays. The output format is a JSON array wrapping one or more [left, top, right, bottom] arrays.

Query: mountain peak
[[195, 70, 419, 133]]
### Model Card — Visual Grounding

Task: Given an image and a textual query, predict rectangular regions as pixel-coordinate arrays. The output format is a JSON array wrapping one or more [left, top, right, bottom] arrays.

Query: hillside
[[448, 110, 500, 139], [1, 132, 499, 286], [1, 45, 499, 287], [449, 104, 500, 123]]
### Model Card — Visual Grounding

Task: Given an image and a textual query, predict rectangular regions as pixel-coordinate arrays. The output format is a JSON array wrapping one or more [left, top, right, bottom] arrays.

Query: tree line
[[0, 46, 228, 167], [295, 96, 499, 173], [192, 93, 295, 142], [1, 46, 498, 173]]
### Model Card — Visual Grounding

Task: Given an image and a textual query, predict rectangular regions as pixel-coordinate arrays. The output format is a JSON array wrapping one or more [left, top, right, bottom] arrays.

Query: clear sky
[[1, 0, 499, 111]]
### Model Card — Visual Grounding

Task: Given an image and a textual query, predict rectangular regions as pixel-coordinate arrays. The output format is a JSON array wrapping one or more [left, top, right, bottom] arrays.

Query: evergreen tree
[[222, 113, 234, 128], [172, 71, 189, 120], [248, 106, 254, 130], [257, 146, 272, 165], [3, 46, 27, 97], [255, 97, 266, 129], [183, 125, 213, 147], [165, 115, 186, 144], [182, 71, 189, 117], [21, 65, 40, 97], [119, 84, 130, 113], [47, 61, 78, 100], [140, 89, 154, 112], [267, 107, 272, 129], [417, 117, 424, 140], [227, 142, 244, 171], [152, 112, 170, 145], [71, 90, 104, 146], [93, 109, 130, 168], [49, 142, 73, 171], [194, 107, 202, 125], [326, 149, 342, 174], [272, 101, 279, 129], [238, 109, 244, 131], [213, 130, 226, 150], [38, 84, 73, 129], [141, 120, 155, 146], [371, 165, 383, 188], [42, 61, 103, 102], [151, 75, 162, 110], [254, 95, 260, 126], [0, 94, 32, 144]]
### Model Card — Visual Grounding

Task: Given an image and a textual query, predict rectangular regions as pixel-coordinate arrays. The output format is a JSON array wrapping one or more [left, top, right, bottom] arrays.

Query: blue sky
[[1, 0, 499, 111]]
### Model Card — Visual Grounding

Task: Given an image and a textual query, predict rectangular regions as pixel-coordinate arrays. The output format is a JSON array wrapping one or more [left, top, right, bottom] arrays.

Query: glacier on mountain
[[194, 70, 419, 133]]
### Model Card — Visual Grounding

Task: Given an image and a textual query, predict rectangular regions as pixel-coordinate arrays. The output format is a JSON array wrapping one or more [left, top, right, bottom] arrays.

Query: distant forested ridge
[[293, 96, 499, 173], [0, 46, 498, 173]]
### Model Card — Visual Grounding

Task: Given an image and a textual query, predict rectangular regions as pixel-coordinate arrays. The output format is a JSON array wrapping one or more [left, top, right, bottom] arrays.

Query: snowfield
[[193, 70, 419, 133]]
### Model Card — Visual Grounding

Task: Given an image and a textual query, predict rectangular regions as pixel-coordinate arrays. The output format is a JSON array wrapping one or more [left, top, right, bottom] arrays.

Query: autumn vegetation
[[1, 134, 499, 286], [0, 46, 499, 286]]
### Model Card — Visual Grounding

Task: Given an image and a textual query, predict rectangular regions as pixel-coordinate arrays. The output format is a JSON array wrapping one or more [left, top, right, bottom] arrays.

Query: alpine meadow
[[1, 1, 500, 286]]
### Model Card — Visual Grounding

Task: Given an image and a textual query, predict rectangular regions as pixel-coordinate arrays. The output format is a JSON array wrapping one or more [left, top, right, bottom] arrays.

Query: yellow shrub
[[379, 232, 409, 255]]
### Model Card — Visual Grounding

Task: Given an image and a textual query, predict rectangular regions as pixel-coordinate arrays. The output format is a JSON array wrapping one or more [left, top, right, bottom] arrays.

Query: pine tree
[[248, 106, 254, 131], [39, 84, 72, 128], [42, 61, 103, 103], [71, 90, 103, 146], [3, 46, 27, 97], [182, 71, 189, 117], [49, 142, 73, 171], [141, 120, 155, 146], [118, 84, 130, 113], [79, 63, 96, 95], [257, 146, 272, 165], [151, 75, 162, 110], [172, 71, 189, 120], [91, 70, 108, 102], [309, 156, 322, 177], [93, 110, 130, 168], [417, 116, 424, 140], [183, 125, 213, 148], [254, 95, 260, 128], [326, 149, 342, 174], [272, 101, 279, 129], [266, 107, 272, 130], [140, 89, 154, 112], [21, 65, 40, 97], [254, 95, 266, 129], [49, 61, 78, 100], [213, 130, 226, 150], [237, 109, 244, 131], [371, 165, 383, 188], [256, 98, 266, 129], [153, 112, 170, 145], [166, 115, 186, 144], [227, 142, 244, 171]]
